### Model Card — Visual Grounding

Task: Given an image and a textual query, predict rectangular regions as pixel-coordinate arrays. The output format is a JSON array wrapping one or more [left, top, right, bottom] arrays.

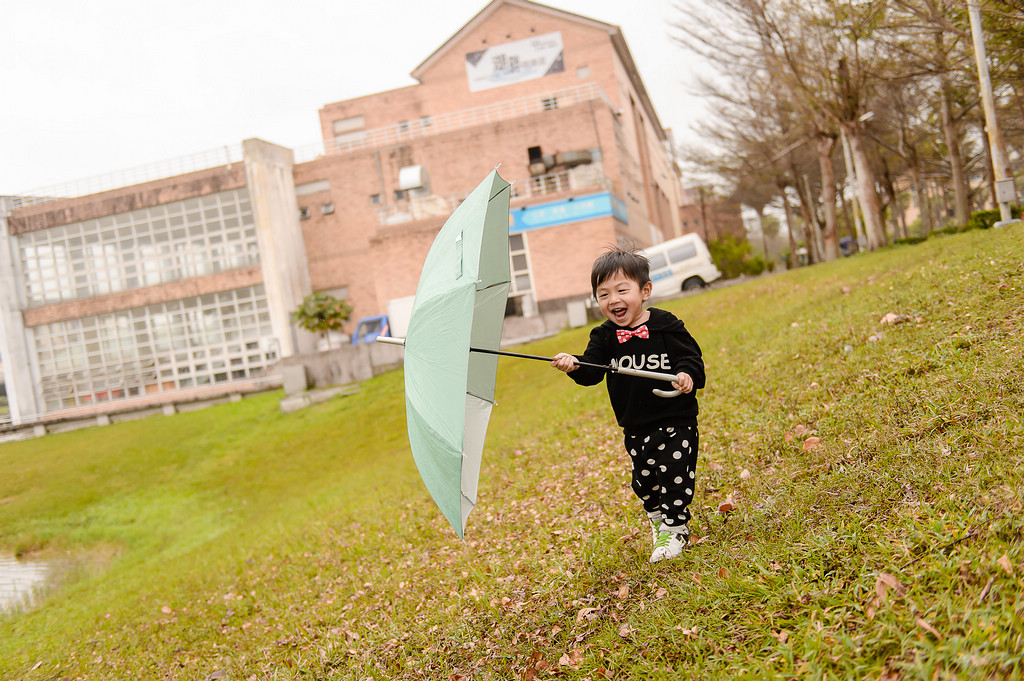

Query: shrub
[[290, 291, 353, 343], [708, 236, 766, 279]]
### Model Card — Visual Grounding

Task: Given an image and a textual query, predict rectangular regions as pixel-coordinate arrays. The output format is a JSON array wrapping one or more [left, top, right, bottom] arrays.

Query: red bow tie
[[616, 324, 649, 343]]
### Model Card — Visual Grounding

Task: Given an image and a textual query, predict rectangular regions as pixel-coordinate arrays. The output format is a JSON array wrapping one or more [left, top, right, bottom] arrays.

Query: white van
[[639, 233, 722, 298]]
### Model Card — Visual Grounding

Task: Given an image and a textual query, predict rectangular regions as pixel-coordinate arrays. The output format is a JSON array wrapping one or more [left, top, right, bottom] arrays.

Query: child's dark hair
[[590, 244, 651, 296]]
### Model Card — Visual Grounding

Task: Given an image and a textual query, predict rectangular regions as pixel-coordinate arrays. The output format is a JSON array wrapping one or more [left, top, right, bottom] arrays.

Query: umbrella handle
[[608, 362, 684, 398]]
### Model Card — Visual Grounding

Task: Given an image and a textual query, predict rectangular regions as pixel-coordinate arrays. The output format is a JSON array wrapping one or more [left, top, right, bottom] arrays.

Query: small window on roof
[[333, 115, 365, 134]]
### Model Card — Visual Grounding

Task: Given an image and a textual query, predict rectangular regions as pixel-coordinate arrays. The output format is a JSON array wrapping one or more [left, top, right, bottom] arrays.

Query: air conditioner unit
[[399, 165, 429, 191]]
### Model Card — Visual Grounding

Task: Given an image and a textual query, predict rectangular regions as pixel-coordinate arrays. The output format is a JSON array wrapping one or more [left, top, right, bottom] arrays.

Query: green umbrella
[[391, 169, 512, 537], [379, 169, 685, 537]]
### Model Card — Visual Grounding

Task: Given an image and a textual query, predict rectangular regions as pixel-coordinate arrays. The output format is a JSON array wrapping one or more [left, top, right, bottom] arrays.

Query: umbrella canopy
[[403, 169, 511, 537]]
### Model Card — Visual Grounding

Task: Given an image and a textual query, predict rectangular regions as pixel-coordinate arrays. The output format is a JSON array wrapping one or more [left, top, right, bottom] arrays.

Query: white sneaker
[[649, 530, 688, 563]]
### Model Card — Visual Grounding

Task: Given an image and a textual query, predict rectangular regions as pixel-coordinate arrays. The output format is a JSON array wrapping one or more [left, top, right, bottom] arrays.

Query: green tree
[[290, 292, 352, 345]]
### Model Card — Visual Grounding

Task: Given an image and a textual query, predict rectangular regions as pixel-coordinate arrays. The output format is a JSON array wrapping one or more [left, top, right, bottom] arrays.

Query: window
[[321, 203, 335, 215], [420, 115, 432, 128], [647, 252, 668, 271], [508, 233, 533, 305], [332, 115, 365, 135], [541, 97, 559, 111], [667, 242, 697, 264], [33, 285, 274, 410], [370, 194, 382, 205], [394, 189, 408, 201], [398, 120, 410, 132], [332, 115, 367, 147], [298, 207, 311, 220], [18, 188, 258, 306]]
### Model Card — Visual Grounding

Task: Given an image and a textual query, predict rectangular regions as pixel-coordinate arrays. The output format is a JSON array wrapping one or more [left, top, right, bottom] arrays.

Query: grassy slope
[[1, 227, 1022, 680]]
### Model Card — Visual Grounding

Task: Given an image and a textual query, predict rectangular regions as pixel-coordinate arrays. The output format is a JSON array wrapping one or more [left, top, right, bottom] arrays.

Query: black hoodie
[[567, 307, 705, 433]]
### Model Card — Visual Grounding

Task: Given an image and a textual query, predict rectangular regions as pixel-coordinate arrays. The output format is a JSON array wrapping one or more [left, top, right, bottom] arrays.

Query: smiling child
[[551, 245, 705, 562]]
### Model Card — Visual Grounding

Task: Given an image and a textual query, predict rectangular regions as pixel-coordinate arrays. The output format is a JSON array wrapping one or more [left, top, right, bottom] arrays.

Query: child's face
[[595, 269, 652, 328]]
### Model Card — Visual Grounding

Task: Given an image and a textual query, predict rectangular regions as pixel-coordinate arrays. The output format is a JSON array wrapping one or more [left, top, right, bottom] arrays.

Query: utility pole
[[967, 0, 1019, 226]]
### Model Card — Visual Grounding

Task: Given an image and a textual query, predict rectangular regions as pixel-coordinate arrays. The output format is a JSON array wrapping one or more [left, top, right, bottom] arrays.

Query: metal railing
[[13, 146, 244, 209], [311, 82, 613, 158], [510, 165, 612, 200], [375, 164, 613, 226]]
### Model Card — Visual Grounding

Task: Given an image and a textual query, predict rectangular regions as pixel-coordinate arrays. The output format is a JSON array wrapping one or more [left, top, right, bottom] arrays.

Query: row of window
[[19, 189, 258, 306], [32, 286, 274, 411]]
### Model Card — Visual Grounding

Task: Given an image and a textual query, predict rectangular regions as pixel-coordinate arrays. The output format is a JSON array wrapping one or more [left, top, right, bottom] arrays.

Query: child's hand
[[551, 353, 578, 373], [673, 372, 694, 394]]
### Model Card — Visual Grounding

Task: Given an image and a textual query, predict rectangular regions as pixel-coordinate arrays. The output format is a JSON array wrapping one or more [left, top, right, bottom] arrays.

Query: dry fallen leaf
[[875, 572, 906, 602], [617, 584, 630, 599], [692, 572, 703, 584], [916, 617, 943, 640], [740, 469, 751, 479], [881, 312, 908, 325], [718, 567, 729, 579], [718, 497, 735, 513], [997, 553, 1015, 576], [802, 436, 822, 451], [655, 587, 668, 599], [618, 624, 633, 638]]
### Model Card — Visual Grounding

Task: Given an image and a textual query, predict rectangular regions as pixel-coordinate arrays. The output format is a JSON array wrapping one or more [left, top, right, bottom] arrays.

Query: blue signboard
[[509, 192, 628, 233]]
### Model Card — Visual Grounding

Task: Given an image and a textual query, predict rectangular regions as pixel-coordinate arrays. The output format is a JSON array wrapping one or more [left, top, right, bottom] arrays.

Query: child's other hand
[[673, 372, 694, 394], [551, 353, 578, 373]]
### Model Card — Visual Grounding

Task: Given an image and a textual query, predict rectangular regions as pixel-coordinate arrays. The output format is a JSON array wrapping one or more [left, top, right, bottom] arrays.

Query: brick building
[[0, 0, 687, 425], [678, 187, 746, 243]]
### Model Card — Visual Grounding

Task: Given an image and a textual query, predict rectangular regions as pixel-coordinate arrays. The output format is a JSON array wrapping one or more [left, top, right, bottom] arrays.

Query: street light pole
[[967, 0, 1019, 225]]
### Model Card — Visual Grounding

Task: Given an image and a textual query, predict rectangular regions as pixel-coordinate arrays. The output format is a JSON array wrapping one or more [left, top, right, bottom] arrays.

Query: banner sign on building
[[509, 192, 628, 233], [465, 31, 564, 92]]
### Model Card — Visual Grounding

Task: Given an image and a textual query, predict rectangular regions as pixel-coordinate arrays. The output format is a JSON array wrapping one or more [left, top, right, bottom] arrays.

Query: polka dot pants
[[626, 426, 698, 533]]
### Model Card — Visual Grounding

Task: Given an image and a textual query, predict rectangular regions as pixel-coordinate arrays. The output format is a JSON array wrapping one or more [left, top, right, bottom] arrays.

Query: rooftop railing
[[11, 146, 244, 210], [300, 82, 613, 160]]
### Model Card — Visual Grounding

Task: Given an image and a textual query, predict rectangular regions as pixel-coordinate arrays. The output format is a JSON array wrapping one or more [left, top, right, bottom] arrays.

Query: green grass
[[1, 227, 1023, 680]]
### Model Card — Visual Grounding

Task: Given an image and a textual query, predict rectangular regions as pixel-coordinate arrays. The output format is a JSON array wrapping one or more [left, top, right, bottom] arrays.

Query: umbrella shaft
[[469, 346, 610, 372]]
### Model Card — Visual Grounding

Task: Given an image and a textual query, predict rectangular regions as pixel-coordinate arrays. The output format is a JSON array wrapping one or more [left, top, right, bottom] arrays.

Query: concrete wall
[[0, 198, 38, 421], [243, 139, 317, 357], [274, 342, 405, 390]]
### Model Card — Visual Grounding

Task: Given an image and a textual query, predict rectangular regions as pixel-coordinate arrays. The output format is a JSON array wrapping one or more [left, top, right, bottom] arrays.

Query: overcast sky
[[1, 0, 712, 195]]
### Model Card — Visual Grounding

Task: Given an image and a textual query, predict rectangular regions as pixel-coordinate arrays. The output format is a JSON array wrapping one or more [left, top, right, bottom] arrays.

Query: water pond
[[0, 554, 52, 613]]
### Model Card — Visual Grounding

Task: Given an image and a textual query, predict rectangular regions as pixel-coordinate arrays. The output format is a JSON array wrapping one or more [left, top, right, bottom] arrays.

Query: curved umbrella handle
[[609, 361, 683, 398]]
